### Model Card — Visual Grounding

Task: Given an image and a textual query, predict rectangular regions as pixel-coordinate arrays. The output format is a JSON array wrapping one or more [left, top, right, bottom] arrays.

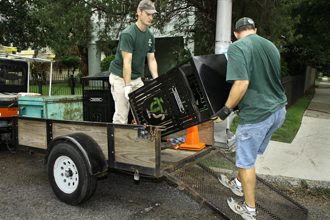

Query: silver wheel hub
[[53, 156, 79, 194]]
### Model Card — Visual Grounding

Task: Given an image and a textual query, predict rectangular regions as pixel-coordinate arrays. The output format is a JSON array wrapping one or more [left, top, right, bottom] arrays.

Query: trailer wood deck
[[13, 116, 214, 177]]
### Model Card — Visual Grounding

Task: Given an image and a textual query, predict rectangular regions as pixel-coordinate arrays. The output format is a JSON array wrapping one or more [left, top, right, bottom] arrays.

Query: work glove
[[123, 85, 132, 100], [211, 105, 233, 123]]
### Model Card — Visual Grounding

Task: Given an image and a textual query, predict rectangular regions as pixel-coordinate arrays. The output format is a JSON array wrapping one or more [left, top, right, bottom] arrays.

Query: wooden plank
[[114, 128, 155, 168], [18, 119, 47, 149], [52, 123, 108, 160], [162, 120, 214, 145], [160, 148, 196, 169]]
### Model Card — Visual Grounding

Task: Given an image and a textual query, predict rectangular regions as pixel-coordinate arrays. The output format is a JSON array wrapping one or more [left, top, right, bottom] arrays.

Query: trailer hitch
[[134, 126, 155, 142]]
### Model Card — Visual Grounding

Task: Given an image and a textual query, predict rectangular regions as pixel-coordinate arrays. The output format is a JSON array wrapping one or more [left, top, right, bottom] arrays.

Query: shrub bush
[[101, 55, 115, 72]]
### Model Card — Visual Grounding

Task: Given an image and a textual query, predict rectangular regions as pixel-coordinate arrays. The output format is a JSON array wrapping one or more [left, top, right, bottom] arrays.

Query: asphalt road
[[0, 146, 221, 220]]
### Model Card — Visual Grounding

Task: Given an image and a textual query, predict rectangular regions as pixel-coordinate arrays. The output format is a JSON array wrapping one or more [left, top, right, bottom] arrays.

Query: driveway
[[0, 146, 220, 220]]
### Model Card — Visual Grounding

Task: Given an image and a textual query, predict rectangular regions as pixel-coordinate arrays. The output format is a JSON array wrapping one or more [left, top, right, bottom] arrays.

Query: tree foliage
[[29, 0, 94, 76], [91, 0, 298, 56], [60, 55, 81, 77], [232, 0, 299, 47], [0, 0, 47, 49], [289, 0, 330, 72], [1, 0, 327, 75], [30, 0, 93, 54]]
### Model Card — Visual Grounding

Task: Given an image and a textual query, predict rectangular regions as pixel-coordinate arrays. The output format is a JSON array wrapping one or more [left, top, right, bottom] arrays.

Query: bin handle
[[20, 107, 25, 116]]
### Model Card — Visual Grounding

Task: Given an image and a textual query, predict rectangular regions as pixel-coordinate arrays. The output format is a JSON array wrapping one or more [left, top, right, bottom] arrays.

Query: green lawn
[[29, 84, 83, 96], [315, 77, 323, 84], [316, 76, 330, 83], [29, 83, 108, 96], [230, 96, 313, 143]]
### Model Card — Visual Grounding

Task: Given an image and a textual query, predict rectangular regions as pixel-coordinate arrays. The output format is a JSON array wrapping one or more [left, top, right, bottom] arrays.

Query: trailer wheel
[[47, 142, 97, 205]]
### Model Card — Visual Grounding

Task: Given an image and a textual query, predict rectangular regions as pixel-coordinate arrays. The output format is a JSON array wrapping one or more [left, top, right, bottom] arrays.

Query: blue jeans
[[235, 107, 286, 169]]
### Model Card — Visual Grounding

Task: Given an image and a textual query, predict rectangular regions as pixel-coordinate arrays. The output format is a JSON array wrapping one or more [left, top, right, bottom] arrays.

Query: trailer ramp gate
[[165, 149, 308, 220]]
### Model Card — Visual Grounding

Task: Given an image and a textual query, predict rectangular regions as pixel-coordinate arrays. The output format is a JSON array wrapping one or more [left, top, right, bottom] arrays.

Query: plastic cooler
[[18, 95, 83, 121], [129, 54, 232, 136]]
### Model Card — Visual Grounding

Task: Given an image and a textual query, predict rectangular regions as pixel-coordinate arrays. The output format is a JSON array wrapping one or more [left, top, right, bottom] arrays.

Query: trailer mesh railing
[[165, 149, 308, 220]]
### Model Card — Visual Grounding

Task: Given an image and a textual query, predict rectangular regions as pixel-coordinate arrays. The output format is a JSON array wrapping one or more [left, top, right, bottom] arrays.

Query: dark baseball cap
[[235, 17, 255, 30], [138, 0, 158, 14]]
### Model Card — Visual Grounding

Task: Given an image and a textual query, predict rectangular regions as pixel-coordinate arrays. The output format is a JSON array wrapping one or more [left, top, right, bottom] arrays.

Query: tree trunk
[[80, 52, 88, 77]]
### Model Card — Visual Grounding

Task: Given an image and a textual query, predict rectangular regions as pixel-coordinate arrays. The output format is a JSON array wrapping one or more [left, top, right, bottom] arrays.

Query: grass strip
[[275, 180, 330, 198], [315, 77, 323, 84], [230, 96, 313, 143]]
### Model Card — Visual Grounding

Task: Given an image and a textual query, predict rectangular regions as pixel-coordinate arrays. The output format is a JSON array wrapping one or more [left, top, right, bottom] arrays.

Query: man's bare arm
[[225, 80, 249, 109], [122, 51, 133, 86], [147, 52, 158, 79]]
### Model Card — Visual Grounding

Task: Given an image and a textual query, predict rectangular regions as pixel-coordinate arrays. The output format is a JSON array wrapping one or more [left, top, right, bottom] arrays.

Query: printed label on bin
[[89, 98, 103, 102], [141, 92, 171, 125]]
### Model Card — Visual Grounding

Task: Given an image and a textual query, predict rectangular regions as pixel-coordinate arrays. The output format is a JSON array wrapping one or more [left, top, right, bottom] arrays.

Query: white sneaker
[[227, 197, 257, 220], [218, 174, 244, 197]]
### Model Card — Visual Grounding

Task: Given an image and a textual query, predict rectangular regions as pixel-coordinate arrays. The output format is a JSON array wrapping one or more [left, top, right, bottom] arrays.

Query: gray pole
[[214, 0, 236, 149], [215, 0, 232, 54]]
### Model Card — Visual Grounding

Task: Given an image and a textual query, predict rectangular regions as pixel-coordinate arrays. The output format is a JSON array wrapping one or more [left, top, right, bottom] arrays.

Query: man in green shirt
[[109, 0, 159, 124], [213, 17, 287, 220]]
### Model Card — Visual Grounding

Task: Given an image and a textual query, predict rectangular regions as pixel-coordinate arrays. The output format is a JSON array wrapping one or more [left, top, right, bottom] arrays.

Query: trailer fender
[[45, 133, 107, 175]]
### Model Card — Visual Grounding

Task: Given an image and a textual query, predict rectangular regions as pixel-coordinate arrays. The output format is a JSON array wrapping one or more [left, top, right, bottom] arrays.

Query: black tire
[[47, 142, 97, 205]]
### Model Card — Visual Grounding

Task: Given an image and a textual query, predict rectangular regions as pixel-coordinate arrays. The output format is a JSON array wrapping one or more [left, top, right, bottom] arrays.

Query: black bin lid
[[81, 71, 110, 80]]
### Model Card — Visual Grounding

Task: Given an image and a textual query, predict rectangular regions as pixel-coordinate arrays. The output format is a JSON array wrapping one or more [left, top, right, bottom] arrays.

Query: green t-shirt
[[226, 34, 287, 125], [109, 24, 156, 79]]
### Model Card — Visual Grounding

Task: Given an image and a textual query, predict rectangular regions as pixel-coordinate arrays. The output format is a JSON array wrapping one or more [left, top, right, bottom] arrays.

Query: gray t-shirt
[[226, 34, 287, 124]]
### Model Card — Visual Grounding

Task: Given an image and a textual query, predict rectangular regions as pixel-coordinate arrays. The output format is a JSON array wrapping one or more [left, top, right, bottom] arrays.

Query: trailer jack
[[134, 170, 140, 184]]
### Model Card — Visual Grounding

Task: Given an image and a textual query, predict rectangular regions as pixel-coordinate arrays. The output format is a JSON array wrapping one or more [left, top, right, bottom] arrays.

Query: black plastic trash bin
[[81, 71, 115, 122], [129, 54, 232, 136]]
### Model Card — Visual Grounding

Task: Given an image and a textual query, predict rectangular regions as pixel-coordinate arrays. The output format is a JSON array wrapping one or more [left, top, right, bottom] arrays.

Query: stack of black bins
[[129, 54, 232, 137]]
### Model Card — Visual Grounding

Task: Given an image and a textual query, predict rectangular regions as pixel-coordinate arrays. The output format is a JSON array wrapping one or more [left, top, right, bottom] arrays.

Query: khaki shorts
[[109, 73, 144, 124]]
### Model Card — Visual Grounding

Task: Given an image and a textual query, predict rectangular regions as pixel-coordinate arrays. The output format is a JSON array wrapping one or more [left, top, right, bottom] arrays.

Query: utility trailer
[[11, 116, 214, 204], [11, 116, 308, 220]]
